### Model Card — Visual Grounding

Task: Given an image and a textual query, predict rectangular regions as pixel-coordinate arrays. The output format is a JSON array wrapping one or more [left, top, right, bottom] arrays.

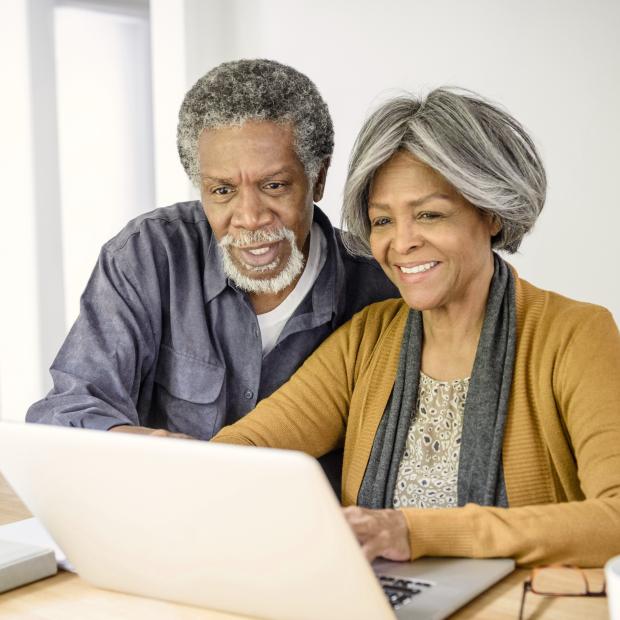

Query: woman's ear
[[488, 213, 502, 237], [312, 158, 330, 202]]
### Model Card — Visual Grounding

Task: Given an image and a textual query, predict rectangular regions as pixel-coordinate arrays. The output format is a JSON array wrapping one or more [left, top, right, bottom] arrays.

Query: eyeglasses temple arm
[[518, 581, 531, 620]]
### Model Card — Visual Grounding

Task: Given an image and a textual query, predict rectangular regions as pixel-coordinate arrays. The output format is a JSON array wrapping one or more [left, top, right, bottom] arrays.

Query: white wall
[[0, 0, 152, 421], [171, 0, 620, 319], [3, 0, 619, 421], [55, 5, 154, 324], [0, 0, 65, 421], [150, 0, 235, 206]]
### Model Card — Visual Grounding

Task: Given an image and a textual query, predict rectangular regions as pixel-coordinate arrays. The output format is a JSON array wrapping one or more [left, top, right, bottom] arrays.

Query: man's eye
[[371, 217, 391, 227], [212, 186, 233, 195], [263, 182, 285, 191]]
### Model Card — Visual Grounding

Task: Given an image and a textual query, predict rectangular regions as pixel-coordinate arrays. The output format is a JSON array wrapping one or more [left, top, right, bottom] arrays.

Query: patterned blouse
[[392, 372, 469, 509]]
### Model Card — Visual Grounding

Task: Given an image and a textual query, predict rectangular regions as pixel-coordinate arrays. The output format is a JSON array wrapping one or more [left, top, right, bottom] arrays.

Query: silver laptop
[[0, 422, 514, 619]]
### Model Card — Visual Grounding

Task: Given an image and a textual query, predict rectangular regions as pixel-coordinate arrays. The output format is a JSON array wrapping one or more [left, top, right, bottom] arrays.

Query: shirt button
[[244, 389, 254, 400]]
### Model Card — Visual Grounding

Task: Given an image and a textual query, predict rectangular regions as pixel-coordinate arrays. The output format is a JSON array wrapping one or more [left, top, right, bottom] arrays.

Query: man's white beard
[[218, 227, 305, 295]]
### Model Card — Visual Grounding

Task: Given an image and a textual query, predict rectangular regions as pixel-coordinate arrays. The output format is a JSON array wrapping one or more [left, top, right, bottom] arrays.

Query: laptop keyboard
[[378, 574, 433, 609]]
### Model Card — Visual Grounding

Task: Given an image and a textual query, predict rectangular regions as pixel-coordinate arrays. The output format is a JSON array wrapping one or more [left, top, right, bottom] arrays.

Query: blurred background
[[1, 0, 619, 421]]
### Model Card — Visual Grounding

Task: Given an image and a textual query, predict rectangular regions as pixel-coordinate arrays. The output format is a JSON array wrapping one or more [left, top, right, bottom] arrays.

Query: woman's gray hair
[[177, 59, 334, 186], [342, 88, 547, 255]]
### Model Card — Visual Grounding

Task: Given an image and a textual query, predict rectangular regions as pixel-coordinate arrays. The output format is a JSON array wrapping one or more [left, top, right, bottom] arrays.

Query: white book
[[0, 517, 72, 571], [0, 538, 57, 593]]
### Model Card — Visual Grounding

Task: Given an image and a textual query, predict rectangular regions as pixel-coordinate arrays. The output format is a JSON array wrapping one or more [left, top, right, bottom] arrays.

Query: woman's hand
[[343, 506, 410, 562]]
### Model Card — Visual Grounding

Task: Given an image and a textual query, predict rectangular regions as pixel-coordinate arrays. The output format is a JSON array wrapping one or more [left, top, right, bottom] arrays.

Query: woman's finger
[[342, 506, 410, 562]]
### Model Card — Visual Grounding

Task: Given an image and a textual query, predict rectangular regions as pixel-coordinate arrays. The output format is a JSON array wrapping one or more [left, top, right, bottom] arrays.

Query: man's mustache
[[219, 228, 289, 249]]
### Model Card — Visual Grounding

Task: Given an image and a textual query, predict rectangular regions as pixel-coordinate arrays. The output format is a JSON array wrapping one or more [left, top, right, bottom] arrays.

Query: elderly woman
[[213, 89, 620, 567]]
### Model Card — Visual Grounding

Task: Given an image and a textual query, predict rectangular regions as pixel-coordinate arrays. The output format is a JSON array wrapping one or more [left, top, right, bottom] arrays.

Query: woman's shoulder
[[352, 298, 410, 331], [333, 298, 409, 359], [333, 298, 409, 376], [516, 276, 618, 338]]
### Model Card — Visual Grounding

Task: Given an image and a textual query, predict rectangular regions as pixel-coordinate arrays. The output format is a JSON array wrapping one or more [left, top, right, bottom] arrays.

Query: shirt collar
[[308, 205, 345, 325], [202, 224, 229, 304]]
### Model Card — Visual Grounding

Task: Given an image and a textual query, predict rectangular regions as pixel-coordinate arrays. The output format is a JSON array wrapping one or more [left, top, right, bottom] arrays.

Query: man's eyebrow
[[201, 175, 235, 184], [200, 168, 294, 184], [260, 167, 294, 179], [369, 192, 451, 209]]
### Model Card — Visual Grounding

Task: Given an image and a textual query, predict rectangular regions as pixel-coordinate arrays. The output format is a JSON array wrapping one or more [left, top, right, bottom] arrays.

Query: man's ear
[[312, 158, 331, 202]]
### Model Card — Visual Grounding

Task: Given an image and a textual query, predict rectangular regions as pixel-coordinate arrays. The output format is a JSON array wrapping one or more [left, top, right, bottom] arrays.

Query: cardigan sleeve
[[211, 306, 374, 456], [401, 306, 620, 567]]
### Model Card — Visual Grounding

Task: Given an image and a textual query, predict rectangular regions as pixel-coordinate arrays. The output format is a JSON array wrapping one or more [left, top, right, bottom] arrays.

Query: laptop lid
[[0, 422, 392, 619], [0, 422, 513, 620]]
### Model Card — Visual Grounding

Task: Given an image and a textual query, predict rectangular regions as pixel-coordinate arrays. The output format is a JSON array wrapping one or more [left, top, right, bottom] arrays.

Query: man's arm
[[108, 425, 193, 439], [27, 247, 158, 431]]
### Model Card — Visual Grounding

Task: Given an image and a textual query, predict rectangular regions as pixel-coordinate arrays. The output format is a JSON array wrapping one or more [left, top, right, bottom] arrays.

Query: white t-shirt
[[257, 222, 326, 356]]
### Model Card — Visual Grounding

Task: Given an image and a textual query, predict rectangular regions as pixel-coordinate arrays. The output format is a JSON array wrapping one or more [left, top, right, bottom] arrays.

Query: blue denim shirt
[[27, 202, 398, 439]]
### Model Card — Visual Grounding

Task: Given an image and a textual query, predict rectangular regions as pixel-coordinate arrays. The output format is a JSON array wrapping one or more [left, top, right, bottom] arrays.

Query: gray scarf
[[358, 254, 515, 509]]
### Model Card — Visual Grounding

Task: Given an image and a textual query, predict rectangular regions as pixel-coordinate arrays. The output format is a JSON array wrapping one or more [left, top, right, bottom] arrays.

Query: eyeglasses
[[518, 565, 606, 620]]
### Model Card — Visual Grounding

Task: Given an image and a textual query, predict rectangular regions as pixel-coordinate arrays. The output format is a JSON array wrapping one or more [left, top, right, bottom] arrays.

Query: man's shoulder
[[103, 201, 210, 256], [328, 227, 399, 308], [331, 228, 378, 266]]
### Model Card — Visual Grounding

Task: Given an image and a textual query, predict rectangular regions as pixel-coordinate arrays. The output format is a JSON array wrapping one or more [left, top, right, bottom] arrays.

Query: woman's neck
[[421, 261, 494, 380]]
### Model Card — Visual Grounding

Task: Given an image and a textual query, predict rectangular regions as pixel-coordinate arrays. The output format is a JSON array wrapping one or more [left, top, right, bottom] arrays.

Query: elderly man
[[26, 59, 396, 486]]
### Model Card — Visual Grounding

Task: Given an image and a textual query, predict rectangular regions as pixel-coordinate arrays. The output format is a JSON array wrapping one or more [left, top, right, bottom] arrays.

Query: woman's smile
[[393, 260, 440, 282]]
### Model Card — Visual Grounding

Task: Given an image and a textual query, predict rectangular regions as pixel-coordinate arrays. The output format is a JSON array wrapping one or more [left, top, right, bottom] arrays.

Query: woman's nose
[[391, 221, 422, 255]]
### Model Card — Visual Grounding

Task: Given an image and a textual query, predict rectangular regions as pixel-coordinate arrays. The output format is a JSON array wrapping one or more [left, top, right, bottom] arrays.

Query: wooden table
[[0, 475, 608, 620]]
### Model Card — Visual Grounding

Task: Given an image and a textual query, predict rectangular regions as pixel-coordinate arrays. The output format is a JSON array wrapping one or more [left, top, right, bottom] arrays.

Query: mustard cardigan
[[213, 276, 620, 567]]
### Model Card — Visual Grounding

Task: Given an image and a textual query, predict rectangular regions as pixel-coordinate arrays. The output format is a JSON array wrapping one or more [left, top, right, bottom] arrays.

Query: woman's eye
[[371, 217, 391, 227], [418, 211, 441, 221]]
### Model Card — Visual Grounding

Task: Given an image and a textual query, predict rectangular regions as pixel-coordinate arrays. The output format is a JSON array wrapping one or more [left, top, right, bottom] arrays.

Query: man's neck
[[249, 279, 299, 314]]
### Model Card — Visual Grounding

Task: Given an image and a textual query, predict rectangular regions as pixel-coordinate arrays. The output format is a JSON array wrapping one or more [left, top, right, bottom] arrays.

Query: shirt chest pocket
[[152, 345, 226, 439]]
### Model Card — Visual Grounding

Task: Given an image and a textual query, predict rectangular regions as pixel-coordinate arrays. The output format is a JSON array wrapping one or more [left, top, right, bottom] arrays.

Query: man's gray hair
[[342, 88, 547, 255], [177, 59, 334, 186]]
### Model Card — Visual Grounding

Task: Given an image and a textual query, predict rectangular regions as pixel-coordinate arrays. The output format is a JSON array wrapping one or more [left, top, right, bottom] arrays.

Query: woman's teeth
[[399, 261, 438, 274]]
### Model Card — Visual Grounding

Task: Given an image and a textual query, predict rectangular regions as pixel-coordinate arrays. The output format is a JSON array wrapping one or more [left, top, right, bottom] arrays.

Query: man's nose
[[231, 189, 273, 230]]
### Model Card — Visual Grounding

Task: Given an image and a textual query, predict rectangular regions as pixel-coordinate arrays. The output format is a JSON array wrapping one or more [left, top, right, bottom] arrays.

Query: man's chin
[[222, 253, 304, 296], [218, 229, 306, 296], [227, 269, 294, 295]]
